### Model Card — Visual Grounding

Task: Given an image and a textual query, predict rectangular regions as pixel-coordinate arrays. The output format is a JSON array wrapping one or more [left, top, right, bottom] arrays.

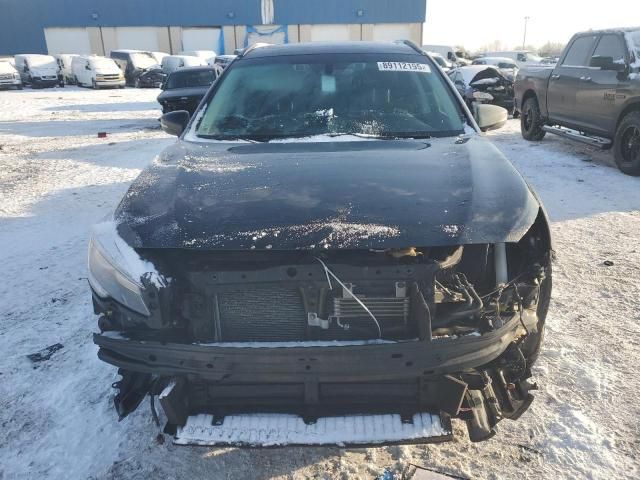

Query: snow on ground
[[0, 87, 639, 479]]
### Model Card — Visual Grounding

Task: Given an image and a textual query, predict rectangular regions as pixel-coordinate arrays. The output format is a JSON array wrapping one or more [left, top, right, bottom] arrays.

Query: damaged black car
[[448, 65, 516, 115], [90, 41, 552, 447]]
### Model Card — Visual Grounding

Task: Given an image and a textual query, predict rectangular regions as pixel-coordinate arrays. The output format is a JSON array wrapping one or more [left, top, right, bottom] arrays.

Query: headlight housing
[[88, 221, 159, 316]]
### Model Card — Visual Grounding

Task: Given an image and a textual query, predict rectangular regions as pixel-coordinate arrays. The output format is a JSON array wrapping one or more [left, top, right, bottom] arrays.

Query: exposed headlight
[[88, 221, 161, 316], [473, 91, 494, 101]]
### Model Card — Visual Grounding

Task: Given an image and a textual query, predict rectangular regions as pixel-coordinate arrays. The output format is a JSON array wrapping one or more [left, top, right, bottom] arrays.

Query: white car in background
[[180, 50, 217, 62], [161, 55, 207, 74], [54, 54, 79, 85], [151, 51, 169, 64], [14, 54, 61, 88], [72, 56, 125, 89], [0, 56, 16, 66], [422, 44, 459, 65], [480, 51, 544, 69], [426, 51, 452, 72], [0, 60, 22, 89], [471, 56, 519, 80]]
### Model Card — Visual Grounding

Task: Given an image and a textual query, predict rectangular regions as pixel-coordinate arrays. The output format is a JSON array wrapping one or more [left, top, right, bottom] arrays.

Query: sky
[[423, 0, 640, 51]]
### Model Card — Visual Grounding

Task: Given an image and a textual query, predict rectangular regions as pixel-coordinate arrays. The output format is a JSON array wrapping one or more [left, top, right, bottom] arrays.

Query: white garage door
[[182, 28, 222, 53], [44, 28, 91, 54], [310, 24, 351, 42], [114, 27, 159, 51], [371, 23, 413, 42]]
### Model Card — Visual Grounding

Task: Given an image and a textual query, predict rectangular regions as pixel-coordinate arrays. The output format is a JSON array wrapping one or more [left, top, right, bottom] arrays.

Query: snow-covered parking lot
[[1, 87, 639, 480]]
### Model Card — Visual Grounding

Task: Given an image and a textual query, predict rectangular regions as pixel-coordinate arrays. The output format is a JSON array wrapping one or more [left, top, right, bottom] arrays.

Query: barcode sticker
[[377, 62, 431, 73]]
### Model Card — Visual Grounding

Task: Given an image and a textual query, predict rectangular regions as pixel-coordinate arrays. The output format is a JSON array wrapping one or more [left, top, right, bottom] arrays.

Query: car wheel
[[613, 111, 640, 176], [92, 79, 98, 90], [134, 78, 140, 88], [520, 97, 546, 141]]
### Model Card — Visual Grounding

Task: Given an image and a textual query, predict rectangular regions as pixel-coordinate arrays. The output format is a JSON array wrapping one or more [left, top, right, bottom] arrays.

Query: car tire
[[92, 79, 98, 90], [521, 97, 546, 141], [134, 78, 140, 88], [613, 111, 640, 176]]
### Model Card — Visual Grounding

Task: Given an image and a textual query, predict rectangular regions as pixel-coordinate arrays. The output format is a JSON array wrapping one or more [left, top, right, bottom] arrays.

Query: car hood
[[115, 136, 540, 250], [95, 68, 120, 75], [157, 86, 210, 101], [31, 66, 58, 76]]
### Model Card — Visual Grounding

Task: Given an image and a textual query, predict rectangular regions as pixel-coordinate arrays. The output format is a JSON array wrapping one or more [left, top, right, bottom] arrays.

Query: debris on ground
[[26, 343, 64, 364]]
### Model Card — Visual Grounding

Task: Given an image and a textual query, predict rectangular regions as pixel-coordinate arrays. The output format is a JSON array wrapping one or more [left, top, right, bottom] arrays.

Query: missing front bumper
[[173, 411, 452, 447], [94, 318, 536, 443]]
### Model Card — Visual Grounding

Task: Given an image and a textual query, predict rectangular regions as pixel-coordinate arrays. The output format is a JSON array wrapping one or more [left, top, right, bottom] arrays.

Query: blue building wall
[[0, 0, 427, 55]]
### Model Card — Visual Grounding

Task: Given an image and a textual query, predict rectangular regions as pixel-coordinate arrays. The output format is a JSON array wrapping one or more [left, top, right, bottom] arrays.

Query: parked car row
[[1, 49, 236, 90], [423, 47, 523, 116]]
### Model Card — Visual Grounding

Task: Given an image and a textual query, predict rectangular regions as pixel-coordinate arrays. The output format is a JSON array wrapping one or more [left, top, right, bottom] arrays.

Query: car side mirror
[[474, 103, 508, 132], [161, 110, 190, 136], [85, 65, 91, 70], [590, 55, 626, 72]]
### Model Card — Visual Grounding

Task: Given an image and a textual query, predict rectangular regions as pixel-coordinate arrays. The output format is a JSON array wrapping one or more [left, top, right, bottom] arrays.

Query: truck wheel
[[614, 111, 640, 176], [521, 97, 546, 141]]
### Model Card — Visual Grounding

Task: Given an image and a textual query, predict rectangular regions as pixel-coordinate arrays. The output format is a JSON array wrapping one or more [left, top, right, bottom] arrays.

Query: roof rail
[[395, 40, 427, 56], [239, 42, 271, 57]]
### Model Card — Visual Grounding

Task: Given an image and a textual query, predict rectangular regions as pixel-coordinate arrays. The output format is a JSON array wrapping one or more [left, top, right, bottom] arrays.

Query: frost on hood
[[182, 216, 401, 250], [177, 204, 401, 250], [92, 220, 170, 289]]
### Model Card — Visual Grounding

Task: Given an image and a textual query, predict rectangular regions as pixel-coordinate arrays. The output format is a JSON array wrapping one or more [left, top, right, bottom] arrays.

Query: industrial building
[[0, 0, 427, 56]]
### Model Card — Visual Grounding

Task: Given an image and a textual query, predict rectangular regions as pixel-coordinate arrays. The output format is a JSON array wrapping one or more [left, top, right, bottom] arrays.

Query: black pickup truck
[[515, 28, 640, 175]]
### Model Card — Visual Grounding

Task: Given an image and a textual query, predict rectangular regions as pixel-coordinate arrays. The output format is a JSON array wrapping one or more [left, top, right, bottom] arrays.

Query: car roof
[[242, 41, 421, 58], [168, 66, 215, 73], [15, 54, 54, 59], [165, 55, 201, 60], [475, 57, 516, 64], [111, 49, 149, 53], [574, 26, 639, 36]]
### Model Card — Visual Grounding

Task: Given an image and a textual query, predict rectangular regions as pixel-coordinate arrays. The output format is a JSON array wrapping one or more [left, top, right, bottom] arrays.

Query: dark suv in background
[[110, 49, 159, 87], [157, 66, 222, 114], [515, 28, 640, 175]]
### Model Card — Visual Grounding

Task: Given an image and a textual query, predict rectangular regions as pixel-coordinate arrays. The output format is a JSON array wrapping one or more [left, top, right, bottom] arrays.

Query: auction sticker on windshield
[[377, 62, 431, 73]]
